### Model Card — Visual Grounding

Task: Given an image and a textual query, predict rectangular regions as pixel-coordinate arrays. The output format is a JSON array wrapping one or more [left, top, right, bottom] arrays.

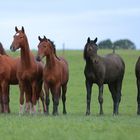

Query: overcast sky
[[0, 0, 140, 49]]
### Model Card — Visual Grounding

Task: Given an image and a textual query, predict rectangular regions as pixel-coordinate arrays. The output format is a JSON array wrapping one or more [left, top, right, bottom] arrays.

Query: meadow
[[0, 49, 140, 140]]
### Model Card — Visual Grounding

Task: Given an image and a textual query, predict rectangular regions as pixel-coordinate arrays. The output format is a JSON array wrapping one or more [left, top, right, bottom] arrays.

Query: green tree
[[113, 39, 136, 50], [98, 39, 112, 49]]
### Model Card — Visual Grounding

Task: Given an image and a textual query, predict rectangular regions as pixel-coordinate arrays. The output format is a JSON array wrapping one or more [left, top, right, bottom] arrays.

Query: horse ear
[[21, 26, 25, 33], [94, 37, 98, 43], [44, 36, 47, 40], [15, 26, 18, 32], [38, 36, 42, 41], [87, 37, 90, 43]]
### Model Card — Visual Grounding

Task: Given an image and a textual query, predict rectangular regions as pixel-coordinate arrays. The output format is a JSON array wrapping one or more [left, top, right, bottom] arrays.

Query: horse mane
[[46, 39, 60, 60], [83, 44, 88, 60], [47, 39, 56, 54], [0, 42, 7, 55]]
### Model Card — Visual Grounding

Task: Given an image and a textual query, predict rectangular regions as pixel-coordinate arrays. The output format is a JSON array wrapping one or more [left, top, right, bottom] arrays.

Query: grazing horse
[[135, 57, 140, 114], [0, 42, 18, 113], [10, 26, 45, 114], [36, 36, 69, 115], [84, 37, 125, 115]]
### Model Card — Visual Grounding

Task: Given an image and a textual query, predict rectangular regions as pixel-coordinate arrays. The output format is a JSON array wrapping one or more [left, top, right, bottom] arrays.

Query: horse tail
[[112, 44, 115, 54]]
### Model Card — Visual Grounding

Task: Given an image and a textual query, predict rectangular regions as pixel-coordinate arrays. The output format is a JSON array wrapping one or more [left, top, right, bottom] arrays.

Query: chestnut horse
[[36, 36, 69, 115], [0, 42, 18, 113], [10, 26, 45, 114]]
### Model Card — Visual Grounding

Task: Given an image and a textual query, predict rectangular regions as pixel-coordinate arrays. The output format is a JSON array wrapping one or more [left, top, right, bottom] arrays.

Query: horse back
[[104, 53, 125, 82], [0, 55, 18, 84], [59, 57, 69, 84]]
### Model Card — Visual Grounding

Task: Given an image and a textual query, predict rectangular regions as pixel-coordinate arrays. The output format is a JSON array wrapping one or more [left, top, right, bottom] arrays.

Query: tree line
[[98, 39, 136, 50]]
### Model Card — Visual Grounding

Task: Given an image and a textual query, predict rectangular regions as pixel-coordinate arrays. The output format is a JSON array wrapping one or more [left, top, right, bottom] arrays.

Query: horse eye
[[20, 36, 23, 39], [43, 46, 46, 48]]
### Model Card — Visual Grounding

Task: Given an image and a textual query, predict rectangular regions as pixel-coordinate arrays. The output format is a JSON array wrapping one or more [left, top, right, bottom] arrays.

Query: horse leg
[[137, 79, 140, 115], [39, 90, 46, 113], [31, 81, 37, 114], [19, 82, 25, 114], [115, 80, 122, 115], [0, 86, 3, 113], [108, 83, 117, 115], [2, 81, 9, 113], [98, 85, 104, 115], [44, 83, 50, 115], [25, 92, 32, 113], [85, 80, 92, 115], [62, 84, 67, 114], [109, 81, 122, 115], [21, 82, 31, 113], [7, 85, 10, 113], [52, 86, 60, 116]]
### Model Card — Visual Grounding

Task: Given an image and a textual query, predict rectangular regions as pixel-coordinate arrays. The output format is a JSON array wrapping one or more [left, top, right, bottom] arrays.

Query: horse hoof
[[99, 112, 104, 115], [53, 112, 58, 116], [45, 112, 49, 116], [86, 111, 90, 116], [63, 111, 67, 115], [113, 112, 118, 116]]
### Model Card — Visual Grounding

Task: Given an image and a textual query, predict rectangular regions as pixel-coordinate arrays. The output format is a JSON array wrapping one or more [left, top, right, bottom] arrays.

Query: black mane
[[47, 39, 57, 55], [47, 39, 60, 60]]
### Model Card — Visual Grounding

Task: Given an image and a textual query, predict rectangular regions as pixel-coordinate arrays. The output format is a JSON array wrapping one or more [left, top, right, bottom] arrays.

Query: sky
[[0, 0, 140, 50]]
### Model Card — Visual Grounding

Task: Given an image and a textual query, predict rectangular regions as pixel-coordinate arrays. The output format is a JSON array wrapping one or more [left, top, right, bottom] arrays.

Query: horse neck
[[0, 45, 7, 55], [45, 52, 56, 69], [3, 50, 7, 55], [86, 53, 100, 68], [20, 38, 31, 68]]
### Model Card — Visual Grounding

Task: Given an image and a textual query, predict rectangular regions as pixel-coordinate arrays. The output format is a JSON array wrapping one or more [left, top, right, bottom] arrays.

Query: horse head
[[36, 36, 59, 61], [10, 26, 27, 52], [84, 37, 98, 60]]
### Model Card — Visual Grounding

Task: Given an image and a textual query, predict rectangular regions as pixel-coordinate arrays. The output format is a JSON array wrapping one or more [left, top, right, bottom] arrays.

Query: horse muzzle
[[10, 45, 16, 52], [36, 55, 41, 61]]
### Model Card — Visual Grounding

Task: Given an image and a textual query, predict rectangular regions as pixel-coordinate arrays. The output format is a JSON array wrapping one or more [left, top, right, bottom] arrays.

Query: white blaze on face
[[15, 33, 20, 36]]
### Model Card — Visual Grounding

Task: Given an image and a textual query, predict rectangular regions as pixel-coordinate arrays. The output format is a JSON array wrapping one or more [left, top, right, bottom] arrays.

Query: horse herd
[[0, 26, 139, 116]]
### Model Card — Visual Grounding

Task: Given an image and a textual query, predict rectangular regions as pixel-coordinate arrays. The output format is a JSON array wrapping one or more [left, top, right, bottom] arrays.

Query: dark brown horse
[[10, 26, 45, 114], [135, 57, 140, 114], [0, 42, 19, 113], [84, 37, 125, 115], [36, 36, 69, 115]]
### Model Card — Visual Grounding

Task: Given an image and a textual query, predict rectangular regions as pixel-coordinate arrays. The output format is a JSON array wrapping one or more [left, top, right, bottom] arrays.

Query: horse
[[36, 36, 69, 115], [84, 37, 125, 115], [0, 42, 7, 111], [135, 57, 140, 114], [0, 42, 19, 113], [10, 26, 45, 114]]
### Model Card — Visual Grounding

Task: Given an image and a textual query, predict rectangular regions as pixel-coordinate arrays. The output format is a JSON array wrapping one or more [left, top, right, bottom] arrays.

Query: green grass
[[1, 49, 140, 140]]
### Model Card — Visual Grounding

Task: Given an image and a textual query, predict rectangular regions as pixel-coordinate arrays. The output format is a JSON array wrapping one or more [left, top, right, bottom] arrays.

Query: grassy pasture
[[0, 49, 140, 140]]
